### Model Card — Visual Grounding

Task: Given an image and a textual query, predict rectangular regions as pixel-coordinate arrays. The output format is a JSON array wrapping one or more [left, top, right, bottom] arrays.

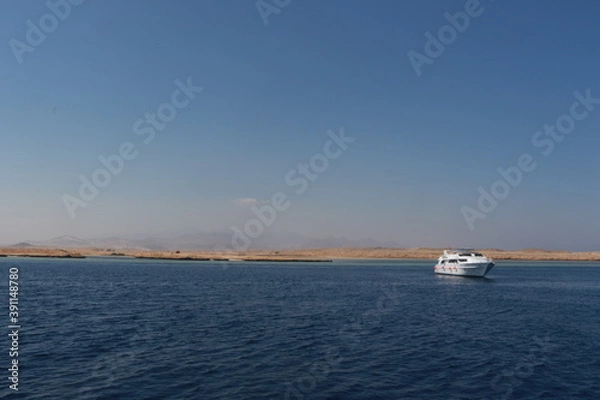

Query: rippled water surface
[[1, 258, 599, 399]]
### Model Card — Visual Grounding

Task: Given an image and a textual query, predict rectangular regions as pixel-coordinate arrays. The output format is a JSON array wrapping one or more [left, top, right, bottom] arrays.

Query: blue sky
[[1, 0, 599, 250]]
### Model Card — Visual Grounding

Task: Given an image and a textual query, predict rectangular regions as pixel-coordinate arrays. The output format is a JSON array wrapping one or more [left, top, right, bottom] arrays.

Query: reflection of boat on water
[[433, 250, 495, 277]]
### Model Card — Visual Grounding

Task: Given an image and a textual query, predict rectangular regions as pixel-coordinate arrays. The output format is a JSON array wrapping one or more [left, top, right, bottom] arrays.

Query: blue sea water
[[0, 257, 599, 400]]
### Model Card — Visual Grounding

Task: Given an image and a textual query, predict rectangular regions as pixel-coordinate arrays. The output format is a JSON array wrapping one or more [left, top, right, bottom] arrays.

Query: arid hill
[[1, 247, 599, 261]]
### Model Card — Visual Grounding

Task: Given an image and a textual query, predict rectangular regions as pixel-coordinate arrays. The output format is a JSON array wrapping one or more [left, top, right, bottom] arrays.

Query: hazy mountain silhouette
[[24, 232, 403, 251]]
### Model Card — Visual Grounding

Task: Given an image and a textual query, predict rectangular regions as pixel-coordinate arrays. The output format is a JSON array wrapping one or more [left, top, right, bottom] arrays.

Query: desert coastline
[[1, 246, 599, 262]]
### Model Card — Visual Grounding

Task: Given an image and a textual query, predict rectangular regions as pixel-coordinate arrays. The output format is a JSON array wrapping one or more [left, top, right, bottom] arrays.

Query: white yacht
[[434, 249, 495, 277]]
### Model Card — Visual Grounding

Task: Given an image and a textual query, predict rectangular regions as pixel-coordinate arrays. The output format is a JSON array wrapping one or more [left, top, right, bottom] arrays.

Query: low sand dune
[[0, 247, 85, 258], [1, 247, 599, 261]]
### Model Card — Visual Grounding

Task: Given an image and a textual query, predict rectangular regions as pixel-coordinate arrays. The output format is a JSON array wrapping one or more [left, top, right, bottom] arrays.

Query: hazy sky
[[1, 0, 599, 250]]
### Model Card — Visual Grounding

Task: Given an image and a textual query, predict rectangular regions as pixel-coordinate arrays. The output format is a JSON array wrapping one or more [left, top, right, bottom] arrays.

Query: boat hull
[[433, 262, 494, 277]]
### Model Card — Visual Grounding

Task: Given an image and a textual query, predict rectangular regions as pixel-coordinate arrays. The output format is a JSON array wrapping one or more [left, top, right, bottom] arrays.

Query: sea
[[0, 257, 599, 400]]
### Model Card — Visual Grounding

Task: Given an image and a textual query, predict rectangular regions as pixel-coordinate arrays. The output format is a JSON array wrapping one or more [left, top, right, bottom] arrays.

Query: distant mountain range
[[12, 233, 403, 251]]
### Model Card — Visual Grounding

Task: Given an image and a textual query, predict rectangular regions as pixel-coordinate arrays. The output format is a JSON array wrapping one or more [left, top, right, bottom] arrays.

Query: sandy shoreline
[[1, 247, 599, 262]]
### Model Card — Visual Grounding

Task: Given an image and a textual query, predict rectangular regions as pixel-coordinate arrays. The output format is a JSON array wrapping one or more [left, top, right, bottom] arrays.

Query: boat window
[[448, 259, 458, 263], [459, 253, 470, 257], [458, 258, 468, 262], [474, 253, 482, 257]]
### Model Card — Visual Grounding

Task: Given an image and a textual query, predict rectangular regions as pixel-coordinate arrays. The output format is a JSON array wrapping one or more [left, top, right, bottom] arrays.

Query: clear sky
[[1, 0, 599, 250]]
